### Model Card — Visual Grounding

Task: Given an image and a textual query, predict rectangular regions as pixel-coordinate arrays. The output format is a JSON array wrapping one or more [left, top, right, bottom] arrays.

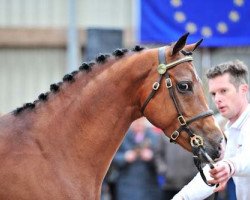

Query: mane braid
[[38, 93, 48, 101], [132, 45, 145, 52], [79, 62, 92, 71], [63, 74, 74, 82], [112, 49, 125, 57], [13, 107, 24, 115], [50, 83, 60, 93], [23, 103, 35, 109], [13, 102, 35, 115], [95, 54, 110, 63], [12, 47, 133, 116]]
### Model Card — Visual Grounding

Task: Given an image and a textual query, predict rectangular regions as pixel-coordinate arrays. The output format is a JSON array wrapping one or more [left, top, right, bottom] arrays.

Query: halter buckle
[[152, 82, 160, 90], [178, 115, 186, 126], [170, 130, 179, 142], [165, 78, 172, 88], [157, 64, 167, 75], [190, 135, 203, 147]]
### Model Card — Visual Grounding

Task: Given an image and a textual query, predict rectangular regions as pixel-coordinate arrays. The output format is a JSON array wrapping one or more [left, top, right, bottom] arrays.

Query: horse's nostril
[[215, 150, 220, 158]]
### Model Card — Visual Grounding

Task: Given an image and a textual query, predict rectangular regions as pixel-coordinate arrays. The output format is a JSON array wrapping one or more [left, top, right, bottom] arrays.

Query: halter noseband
[[141, 47, 217, 188]]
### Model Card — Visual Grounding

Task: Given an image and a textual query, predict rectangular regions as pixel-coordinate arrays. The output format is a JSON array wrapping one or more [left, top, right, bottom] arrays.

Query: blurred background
[[0, 0, 249, 114]]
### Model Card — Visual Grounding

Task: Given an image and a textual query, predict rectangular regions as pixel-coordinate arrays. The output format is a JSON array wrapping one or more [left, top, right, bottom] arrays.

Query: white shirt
[[173, 104, 250, 200]]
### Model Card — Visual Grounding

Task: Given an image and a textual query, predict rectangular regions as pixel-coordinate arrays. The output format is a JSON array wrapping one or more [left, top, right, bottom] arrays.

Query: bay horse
[[0, 33, 224, 200]]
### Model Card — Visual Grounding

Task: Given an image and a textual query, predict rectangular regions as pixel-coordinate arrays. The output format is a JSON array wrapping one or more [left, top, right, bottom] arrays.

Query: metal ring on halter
[[170, 131, 180, 142], [165, 78, 172, 88], [190, 135, 204, 148], [178, 115, 186, 126], [152, 82, 160, 90]]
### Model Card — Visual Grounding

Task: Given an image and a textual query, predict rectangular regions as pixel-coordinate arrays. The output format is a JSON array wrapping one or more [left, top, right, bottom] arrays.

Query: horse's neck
[[20, 52, 154, 177]]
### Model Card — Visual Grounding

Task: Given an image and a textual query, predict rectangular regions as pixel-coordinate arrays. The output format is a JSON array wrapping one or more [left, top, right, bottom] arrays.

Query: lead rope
[[193, 148, 219, 200]]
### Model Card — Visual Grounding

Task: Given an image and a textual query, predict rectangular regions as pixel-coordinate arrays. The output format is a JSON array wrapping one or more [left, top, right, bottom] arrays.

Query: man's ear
[[240, 84, 248, 94]]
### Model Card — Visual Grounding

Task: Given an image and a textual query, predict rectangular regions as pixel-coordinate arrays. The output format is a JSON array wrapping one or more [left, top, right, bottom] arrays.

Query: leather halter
[[141, 46, 214, 148]]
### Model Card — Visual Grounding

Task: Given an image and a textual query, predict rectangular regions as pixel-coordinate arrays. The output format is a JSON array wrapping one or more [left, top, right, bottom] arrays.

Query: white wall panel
[[77, 0, 133, 28], [0, 0, 133, 28], [0, 48, 66, 114], [0, 0, 67, 27]]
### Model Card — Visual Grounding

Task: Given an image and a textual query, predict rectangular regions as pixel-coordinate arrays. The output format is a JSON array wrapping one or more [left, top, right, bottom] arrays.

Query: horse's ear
[[171, 32, 189, 56], [184, 38, 203, 52], [192, 39, 203, 52]]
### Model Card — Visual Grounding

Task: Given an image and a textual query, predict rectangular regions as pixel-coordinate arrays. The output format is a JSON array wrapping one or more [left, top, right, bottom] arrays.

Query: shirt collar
[[225, 104, 250, 130]]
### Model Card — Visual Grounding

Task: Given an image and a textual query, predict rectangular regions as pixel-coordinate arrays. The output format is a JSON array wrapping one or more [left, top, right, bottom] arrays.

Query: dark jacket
[[155, 134, 197, 190], [112, 128, 161, 200]]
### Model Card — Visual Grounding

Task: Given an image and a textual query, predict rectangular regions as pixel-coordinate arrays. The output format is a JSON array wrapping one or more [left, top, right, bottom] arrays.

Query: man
[[173, 60, 250, 200], [112, 117, 161, 200]]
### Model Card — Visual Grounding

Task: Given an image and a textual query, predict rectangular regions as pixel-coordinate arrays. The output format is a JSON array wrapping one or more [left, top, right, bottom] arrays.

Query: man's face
[[208, 73, 245, 123]]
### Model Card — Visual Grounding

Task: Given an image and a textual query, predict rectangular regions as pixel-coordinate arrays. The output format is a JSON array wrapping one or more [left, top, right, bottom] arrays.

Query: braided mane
[[13, 46, 145, 115]]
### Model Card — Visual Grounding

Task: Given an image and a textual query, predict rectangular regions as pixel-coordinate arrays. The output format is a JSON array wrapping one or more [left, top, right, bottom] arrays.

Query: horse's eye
[[177, 81, 193, 93]]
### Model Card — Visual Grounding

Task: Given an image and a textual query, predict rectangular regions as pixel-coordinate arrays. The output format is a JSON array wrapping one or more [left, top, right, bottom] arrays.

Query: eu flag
[[138, 0, 250, 47]]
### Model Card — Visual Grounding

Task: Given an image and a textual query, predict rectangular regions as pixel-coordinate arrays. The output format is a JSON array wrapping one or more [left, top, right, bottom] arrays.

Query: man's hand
[[140, 148, 153, 161], [208, 161, 233, 192], [124, 150, 137, 163]]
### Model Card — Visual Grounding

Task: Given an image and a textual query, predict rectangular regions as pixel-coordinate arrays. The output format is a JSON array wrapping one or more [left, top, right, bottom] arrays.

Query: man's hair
[[206, 60, 249, 87]]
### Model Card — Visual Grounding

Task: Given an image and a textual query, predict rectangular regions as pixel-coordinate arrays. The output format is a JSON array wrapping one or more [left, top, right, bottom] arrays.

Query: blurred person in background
[[154, 131, 197, 200], [101, 162, 119, 200], [111, 117, 161, 200]]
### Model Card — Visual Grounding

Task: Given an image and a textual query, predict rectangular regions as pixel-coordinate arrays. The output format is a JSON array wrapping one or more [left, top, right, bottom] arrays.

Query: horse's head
[[141, 33, 225, 163]]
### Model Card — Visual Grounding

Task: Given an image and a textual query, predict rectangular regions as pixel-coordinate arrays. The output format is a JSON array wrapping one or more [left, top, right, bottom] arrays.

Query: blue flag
[[138, 0, 250, 47]]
